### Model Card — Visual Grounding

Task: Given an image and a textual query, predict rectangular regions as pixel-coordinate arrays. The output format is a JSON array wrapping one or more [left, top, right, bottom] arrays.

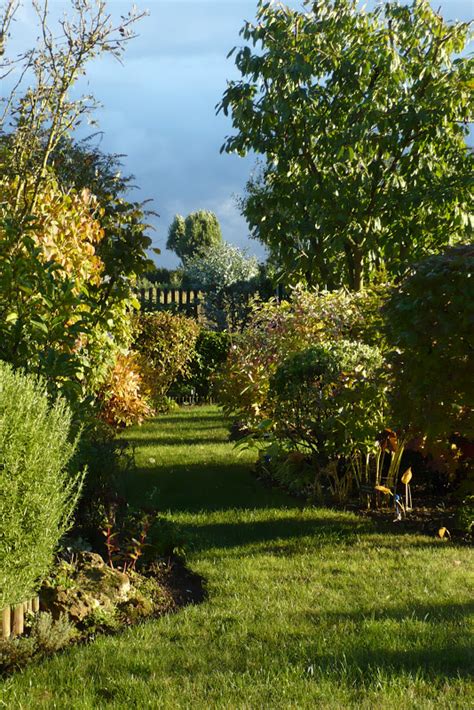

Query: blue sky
[[11, 0, 474, 267]]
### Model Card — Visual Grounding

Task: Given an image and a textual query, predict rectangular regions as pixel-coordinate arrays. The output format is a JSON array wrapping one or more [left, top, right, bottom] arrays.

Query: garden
[[0, 0, 473, 708]]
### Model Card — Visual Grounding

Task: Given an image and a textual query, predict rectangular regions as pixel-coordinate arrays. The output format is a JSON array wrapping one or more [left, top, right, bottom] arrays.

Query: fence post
[[1, 607, 11, 639], [12, 603, 24, 636]]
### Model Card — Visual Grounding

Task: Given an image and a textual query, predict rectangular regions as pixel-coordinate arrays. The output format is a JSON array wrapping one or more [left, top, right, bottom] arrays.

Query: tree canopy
[[167, 210, 223, 262], [219, 0, 473, 289]]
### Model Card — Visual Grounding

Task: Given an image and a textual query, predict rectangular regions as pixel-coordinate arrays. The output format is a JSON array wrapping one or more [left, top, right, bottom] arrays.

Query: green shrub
[[0, 362, 84, 610], [133, 312, 200, 408], [218, 286, 387, 427], [455, 496, 474, 536], [31, 612, 78, 655], [384, 245, 474, 443], [172, 330, 230, 400], [269, 340, 387, 467]]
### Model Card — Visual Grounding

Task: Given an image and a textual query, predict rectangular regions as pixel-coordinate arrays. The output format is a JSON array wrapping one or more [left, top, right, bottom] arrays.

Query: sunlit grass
[[1, 406, 473, 709]]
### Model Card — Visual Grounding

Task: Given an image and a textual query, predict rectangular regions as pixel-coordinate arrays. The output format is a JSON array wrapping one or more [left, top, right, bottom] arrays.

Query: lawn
[[1, 406, 473, 709]]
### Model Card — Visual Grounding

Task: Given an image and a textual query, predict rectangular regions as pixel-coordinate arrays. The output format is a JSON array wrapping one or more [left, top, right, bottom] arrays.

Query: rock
[[40, 555, 131, 623]]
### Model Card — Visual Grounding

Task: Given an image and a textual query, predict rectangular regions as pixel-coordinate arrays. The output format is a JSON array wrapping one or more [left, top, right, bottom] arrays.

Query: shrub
[[172, 330, 230, 400], [98, 351, 154, 429], [269, 340, 387, 466], [455, 496, 474, 536], [0, 362, 84, 610], [31, 612, 78, 655], [133, 312, 200, 407], [384, 245, 474, 443], [217, 286, 387, 426]]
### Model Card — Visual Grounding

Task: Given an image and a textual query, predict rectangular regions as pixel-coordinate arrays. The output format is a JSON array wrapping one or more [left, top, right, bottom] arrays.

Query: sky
[[7, 0, 474, 267]]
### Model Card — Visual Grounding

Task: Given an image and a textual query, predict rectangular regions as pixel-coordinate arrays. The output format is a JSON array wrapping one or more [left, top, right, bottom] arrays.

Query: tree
[[167, 210, 223, 262], [183, 241, 259, 329], [219, 0, 473, 290]]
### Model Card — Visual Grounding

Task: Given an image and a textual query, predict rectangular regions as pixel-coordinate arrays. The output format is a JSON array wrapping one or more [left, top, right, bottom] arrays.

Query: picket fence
[[1, 596, 40, 639], [138, 287, 204, 319]]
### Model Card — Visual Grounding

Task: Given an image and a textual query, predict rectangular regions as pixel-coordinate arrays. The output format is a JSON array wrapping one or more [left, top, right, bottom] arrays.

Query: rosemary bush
[[0, 362, 84, 610]]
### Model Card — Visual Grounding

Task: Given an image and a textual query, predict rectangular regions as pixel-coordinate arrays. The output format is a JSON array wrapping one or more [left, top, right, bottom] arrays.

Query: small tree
[[167, 210, 223, 262], [219, 0, 473, 289], [183, 241, 260, 329]]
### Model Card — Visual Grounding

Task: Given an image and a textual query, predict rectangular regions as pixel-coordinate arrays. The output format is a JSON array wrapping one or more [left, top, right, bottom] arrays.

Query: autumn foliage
[[98, 352, 154, 428]]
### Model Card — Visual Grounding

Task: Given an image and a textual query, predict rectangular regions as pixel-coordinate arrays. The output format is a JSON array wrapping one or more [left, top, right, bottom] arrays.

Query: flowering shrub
[[98, 352, 154, 428], [217, 286, 387, 426], [183, 241, 260, 330]]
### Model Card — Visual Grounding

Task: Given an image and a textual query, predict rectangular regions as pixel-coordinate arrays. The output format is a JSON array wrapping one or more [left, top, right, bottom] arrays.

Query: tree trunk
[[344, 243, 364, 291]]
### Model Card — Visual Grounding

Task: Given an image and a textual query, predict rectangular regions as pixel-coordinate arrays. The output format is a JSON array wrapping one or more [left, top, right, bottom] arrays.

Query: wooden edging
[[0, 596, 40, 640]]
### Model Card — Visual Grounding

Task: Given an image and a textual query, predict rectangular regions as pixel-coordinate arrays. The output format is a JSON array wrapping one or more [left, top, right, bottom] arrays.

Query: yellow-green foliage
[[0, 362, 84, 609], [218, 286, 386, 426], [133, 312, 201, 406]]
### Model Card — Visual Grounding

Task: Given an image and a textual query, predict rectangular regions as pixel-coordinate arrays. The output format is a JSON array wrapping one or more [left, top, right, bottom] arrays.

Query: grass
[[1, 405, 473, 709]]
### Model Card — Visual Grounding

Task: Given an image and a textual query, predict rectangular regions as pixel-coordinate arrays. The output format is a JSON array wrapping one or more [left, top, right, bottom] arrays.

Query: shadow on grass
[[126, 437, 228, 447], [177, 514, 372, 553], [303, 599, 474, 626], [308, 642, 473, 681], [148, 413, 224, 426], [121, 461, 293, 513]]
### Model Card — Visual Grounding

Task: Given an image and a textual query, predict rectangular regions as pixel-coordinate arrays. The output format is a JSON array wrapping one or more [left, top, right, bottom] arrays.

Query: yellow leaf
[[375, 485, 392, 495], [401, 467, 413, 484], [438, 527, 451, 539]]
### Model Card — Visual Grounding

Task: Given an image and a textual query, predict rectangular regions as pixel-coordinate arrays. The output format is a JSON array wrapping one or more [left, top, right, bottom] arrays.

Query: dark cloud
[[9, 0, 473, 267]]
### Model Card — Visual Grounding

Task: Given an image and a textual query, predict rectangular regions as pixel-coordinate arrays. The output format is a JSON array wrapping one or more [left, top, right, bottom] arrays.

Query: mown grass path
[[2, 406, 473, 709]]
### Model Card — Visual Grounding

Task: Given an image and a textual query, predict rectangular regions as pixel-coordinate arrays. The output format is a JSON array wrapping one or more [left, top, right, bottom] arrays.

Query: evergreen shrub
[[0, 362, 84, 610]]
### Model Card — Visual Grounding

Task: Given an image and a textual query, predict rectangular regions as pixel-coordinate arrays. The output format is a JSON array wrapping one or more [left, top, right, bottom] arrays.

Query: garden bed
[[0, 552, 206, 677]]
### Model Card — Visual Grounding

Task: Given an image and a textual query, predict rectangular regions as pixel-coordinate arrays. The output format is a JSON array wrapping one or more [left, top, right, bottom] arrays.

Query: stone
[[40, 555, 132, 623]]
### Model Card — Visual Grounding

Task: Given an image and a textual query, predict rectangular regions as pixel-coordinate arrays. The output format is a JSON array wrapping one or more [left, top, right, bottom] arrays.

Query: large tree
[[167, 210, 223, 262], [219, 0, 473, 290]]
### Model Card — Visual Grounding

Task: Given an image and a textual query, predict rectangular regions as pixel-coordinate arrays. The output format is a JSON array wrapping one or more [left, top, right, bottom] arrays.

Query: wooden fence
[[1, 596, 40, 639], [138, 288, 204, 319]]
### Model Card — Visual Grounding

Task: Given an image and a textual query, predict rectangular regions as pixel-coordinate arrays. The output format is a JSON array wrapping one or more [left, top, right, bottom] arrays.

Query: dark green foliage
[[219, 0, 473, 289], [167, 210, 223, 263], [384, 244, 474, 442], [73, 421, 135, 545], [269, 340, 386, 464], [172, 330, 231, 399], [0, 362, 84, 610], [455, 495, 474, 536]]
